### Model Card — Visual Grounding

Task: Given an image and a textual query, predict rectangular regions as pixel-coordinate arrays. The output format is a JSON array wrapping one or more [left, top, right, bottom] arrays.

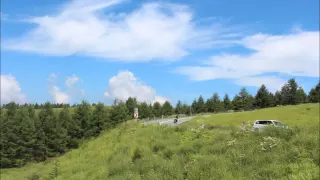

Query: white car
[[252, 120, 287, 131]]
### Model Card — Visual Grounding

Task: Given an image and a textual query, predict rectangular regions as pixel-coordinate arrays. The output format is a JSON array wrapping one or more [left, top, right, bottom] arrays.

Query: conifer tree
[[274, 91, 282, 106], [89, 103, 108, 136], [162, 101, 173, 116], [212, 93, 224, 112], [3, 103, 21, 167], [281, 78, 298, 105], [196, 95, 205, 113], [126, 97, 138, 118], [0, 105, 14, 167], [175, 100, 182, 114], [223, 94, 232, 110], [148, 104, 154, 117], [153, 102, 162, 117], [33, 113, 47, 162], [73, 100, 92, 138], [182, 104, 189, 115], [39, 102, 67, 157], [205, 98, 213, 112], [308, 82, 320, 103], [16, 107, 36, 165], [59, 106, 80, 148], [268, 92, 275, 107], [296, 86, 307, 104], [109, 100, 129, 126], [232, 95, 242, 110], [191, 99, 197, 114], [255, 84, 270, 108]]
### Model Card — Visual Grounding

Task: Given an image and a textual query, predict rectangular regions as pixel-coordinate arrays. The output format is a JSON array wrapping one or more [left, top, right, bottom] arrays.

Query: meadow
[[1, 104, 319, 180]]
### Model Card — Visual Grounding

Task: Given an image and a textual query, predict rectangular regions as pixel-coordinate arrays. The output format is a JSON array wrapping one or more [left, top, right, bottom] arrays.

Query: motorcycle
[[174, 117, 178, 124]]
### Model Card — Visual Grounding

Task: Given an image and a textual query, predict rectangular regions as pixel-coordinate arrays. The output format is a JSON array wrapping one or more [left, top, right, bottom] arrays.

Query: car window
[[274, 121, 285, 126], [257, 121, 272, 124]]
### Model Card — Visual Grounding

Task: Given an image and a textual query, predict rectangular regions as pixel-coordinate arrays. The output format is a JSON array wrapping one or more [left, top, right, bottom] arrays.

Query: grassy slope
[[1, 104, 319, 180], [184, 103, 319, 127]]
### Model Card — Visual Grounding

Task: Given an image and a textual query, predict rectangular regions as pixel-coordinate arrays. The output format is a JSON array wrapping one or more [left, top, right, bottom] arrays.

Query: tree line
[[0, 100, 132, 168], [189, 79, 319, 114], [0, 78, 319, 168]]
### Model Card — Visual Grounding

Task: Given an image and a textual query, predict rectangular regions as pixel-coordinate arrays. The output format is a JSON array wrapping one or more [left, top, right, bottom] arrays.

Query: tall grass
[[1, 104, 319, 180]]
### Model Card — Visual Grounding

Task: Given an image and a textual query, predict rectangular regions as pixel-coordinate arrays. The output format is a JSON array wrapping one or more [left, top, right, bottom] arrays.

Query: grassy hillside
[[184, 103, 319, 127], [1, 104, 319, 180]]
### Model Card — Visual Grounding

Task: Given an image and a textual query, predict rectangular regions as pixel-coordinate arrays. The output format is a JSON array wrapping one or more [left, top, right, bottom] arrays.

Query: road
[[142, 116, 195, 126]]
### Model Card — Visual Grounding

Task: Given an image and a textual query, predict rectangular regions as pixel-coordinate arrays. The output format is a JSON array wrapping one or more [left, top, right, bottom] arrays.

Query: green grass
[[1, 104, 319, 180], [184, 103, 319, 127]]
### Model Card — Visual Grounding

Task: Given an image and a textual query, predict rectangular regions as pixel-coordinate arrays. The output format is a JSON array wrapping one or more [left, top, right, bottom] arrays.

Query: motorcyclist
[[174, 114, 179, 124]]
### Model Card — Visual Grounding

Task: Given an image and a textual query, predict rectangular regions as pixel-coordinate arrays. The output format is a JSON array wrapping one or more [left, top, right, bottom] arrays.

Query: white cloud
[[175, 30, 319, 91], [0, 74, 27, 104], [48, 73, 83, 104], [66, 74, 79, 88], [153, 96, 169, 105], [3, 0, 242, 62], [104, 70, 168, 104], [49, 86, 70, 104]]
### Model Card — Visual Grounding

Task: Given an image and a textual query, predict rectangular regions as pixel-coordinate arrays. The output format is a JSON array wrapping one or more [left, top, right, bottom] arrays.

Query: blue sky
[[1, 0, 319, 105]]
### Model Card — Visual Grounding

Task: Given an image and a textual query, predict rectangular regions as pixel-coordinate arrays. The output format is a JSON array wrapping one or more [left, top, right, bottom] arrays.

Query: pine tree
[[0, 104, 17, 168], [237, 88, 252, 110], [148, 104, 154, 118], [15, 107, 36, 166], [274, 91, 282, 106], [191, 99, 197, 114], [308, 82, 320, 103], [232, 95, 242, 110], [223, 94, 232, 110], [153, 102, 162, 117], [109, 100, 129, 127], [162, 101, 173, 116], [39, 102, 68, 157], [73, 100, 92, 138], [175, 100, 182, 114], [246, 95, 255, 110], [182, 104, 190, 115], [59, 106, 80, 148], [88, 103, 108, 137], [212, 93, 224, 112], [139, 102, 151, 119], [196, 95, 205, 113], [138, 102, 148, 119], [126, 97, 138, 118], [27, 105, 36, 119], [1, 102, 21, 167], [205, 98, 213, 112], [255, 84, 270, 108], [33, 112, 47, 162], [0, 107, 8, 167], [296, 87, 307, 104], [281, 78, 299, 105], [268, 92, 275, 107]]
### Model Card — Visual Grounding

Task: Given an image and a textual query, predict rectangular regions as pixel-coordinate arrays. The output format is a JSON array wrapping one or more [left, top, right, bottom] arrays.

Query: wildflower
[[260, 136, 279, 152]]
